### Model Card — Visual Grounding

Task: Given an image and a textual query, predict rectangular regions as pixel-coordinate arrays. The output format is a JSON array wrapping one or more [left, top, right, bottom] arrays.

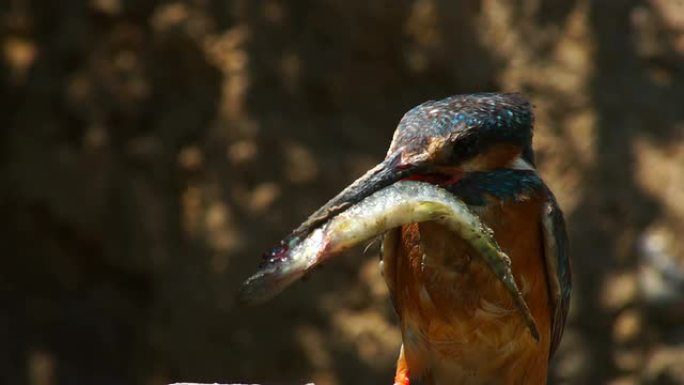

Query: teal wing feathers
[[541, 188, 571, 356], [380, 228, 401, 310]]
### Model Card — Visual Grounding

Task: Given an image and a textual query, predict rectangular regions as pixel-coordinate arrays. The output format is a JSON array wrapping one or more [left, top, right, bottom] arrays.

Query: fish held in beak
[[238, 180, 540, 341]]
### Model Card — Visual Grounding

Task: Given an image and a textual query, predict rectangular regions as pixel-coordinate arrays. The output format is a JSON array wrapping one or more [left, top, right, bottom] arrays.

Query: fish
[[239, 180, 539, 340]]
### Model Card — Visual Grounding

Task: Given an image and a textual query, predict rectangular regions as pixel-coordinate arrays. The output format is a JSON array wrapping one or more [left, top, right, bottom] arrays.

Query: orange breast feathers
[[383, 196, 552, 385]]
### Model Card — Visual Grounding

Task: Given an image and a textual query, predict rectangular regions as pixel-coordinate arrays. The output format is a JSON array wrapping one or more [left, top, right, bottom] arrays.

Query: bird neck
[[445, 168, 544, 206]]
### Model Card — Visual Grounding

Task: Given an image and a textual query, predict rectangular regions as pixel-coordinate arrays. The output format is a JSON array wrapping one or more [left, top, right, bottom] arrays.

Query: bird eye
[[446, 133, 480, 165]]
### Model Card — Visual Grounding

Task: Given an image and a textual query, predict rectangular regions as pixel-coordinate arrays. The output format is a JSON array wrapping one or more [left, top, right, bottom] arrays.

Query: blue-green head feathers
[[389, 93, 535, 165]]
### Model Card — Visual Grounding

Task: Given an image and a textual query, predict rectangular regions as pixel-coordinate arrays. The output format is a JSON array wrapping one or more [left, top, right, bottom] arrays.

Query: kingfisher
[[240, 93, 571, 385]]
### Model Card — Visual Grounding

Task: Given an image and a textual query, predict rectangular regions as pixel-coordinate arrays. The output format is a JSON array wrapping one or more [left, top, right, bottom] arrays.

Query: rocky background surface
[[2, 1, 683, 384]]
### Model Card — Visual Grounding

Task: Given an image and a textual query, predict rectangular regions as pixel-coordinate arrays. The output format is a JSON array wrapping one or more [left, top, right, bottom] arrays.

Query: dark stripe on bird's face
[[445, 169, 544, 206]]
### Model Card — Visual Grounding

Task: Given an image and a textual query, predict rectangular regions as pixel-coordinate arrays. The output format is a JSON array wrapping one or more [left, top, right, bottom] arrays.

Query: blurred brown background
[[2, 0, 684, 384]]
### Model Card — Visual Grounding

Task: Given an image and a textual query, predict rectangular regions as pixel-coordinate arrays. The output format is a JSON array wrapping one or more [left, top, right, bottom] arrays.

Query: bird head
[[287, 93, 535, 241], [389, 92, 534, 176]]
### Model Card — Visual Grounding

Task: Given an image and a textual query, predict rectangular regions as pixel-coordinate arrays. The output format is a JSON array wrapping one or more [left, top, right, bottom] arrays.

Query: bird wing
[[541, 189, 571, 356], [380, 228, 402, 310]]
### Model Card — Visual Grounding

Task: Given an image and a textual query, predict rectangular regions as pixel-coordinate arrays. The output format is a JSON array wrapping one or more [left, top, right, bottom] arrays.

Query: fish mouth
[[238, 176, 540, 341]]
